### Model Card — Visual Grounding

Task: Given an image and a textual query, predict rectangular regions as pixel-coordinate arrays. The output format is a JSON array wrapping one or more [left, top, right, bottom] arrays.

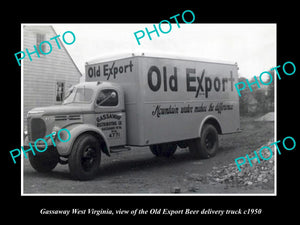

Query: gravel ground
[[187, 140, 275, 191], [186, 113, 275, 192]]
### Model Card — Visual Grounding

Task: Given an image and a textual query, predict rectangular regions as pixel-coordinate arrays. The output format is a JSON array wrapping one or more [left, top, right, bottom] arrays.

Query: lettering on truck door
[[95, 89, 126, 146]]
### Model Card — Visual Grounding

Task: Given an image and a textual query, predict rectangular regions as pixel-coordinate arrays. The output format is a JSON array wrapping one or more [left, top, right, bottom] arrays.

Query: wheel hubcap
[[205, 133, 215, 150], [81, 147, 97, 171]]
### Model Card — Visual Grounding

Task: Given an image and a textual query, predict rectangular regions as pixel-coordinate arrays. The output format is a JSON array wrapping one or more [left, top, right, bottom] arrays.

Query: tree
[[238, 77, 251, 115], [254, 89, 267, 113], [267, 69, 275, 111]]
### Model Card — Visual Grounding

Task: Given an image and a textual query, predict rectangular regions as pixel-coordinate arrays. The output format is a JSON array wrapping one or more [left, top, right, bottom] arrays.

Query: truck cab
[[25, 81, 126, 180]]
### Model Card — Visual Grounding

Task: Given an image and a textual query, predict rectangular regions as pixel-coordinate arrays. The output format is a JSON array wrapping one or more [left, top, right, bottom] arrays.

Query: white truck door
[[94, 88, 126, 147]]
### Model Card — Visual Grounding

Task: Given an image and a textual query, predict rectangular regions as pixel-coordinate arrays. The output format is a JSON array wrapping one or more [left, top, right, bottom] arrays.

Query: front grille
[[29, 118, 46, 141], [27, 118, 32, 141]]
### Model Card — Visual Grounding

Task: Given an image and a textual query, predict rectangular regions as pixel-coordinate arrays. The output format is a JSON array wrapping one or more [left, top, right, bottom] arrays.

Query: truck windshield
[[63, 87, 93, 104]]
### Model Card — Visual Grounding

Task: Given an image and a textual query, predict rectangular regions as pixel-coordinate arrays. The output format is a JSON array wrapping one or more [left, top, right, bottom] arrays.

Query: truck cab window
[[96, 89, 118, 106]]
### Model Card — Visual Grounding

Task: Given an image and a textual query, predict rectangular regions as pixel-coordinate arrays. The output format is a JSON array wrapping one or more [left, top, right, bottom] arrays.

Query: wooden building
[[23, 25, 81, 125]]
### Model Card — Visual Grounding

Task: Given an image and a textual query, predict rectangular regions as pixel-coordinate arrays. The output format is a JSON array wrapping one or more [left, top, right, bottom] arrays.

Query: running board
[[110, 146, 131, 153]]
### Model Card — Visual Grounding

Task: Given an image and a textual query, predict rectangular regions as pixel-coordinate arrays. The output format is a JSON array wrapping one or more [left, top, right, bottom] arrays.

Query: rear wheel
[[68, 134, 101, 181], [150, 143, 177, 157], [189, 124, 219, 159]]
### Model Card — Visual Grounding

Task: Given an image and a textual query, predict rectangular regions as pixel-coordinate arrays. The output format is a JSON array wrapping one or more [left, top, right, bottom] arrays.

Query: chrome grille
[[27, 118, 31, 141], [30, 118, 46, 141]]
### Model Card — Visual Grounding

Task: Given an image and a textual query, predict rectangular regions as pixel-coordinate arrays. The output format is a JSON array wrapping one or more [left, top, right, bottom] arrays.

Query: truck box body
[[85, 54, 240, 146]]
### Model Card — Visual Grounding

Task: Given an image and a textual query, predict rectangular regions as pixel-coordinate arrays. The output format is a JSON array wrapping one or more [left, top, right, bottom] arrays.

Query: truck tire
[[68, 134, 101, 181], [189, 124, 219, 159], [28, 146, 59, 173], [150, 143, 177, 157]]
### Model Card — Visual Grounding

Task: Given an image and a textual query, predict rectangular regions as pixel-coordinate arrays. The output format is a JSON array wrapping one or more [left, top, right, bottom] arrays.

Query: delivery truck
[[25, 53, 240, 180]]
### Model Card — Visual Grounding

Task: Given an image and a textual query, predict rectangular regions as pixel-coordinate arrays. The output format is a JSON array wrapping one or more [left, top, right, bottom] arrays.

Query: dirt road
[[23, 116, 274, 194]]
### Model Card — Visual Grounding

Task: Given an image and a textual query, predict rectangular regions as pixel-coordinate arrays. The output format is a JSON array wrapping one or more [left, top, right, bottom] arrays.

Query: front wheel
[[189, 124, 219, 159], [68, 134, 101, 181], [28, 146, 59, 173]]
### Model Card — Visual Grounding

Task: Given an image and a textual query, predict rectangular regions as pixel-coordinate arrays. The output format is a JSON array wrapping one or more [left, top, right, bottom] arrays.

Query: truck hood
[[29, 104, 93, 116]]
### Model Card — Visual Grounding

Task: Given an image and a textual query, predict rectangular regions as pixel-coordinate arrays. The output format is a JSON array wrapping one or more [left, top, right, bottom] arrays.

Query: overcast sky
[[53, 24, 276, 80]]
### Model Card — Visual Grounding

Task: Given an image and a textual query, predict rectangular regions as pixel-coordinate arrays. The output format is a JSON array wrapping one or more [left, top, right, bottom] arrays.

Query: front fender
[[56, 123, 110, 156]]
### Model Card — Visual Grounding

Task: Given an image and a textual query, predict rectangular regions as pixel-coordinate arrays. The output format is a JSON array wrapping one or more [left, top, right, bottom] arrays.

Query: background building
[[23, 25, 81, 126]]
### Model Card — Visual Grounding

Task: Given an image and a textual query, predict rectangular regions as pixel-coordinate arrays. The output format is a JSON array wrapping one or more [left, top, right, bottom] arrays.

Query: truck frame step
[[110, 146, 131, 153]]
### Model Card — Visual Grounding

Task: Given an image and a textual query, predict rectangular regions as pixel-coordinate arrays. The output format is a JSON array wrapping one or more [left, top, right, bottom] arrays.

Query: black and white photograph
[[4, 5, 298, 220], [21, 23, 276, 195]]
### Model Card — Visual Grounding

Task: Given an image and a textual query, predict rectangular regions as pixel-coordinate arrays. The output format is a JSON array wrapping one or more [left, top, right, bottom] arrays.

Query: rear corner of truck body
[[137, 57, 241, 145]]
